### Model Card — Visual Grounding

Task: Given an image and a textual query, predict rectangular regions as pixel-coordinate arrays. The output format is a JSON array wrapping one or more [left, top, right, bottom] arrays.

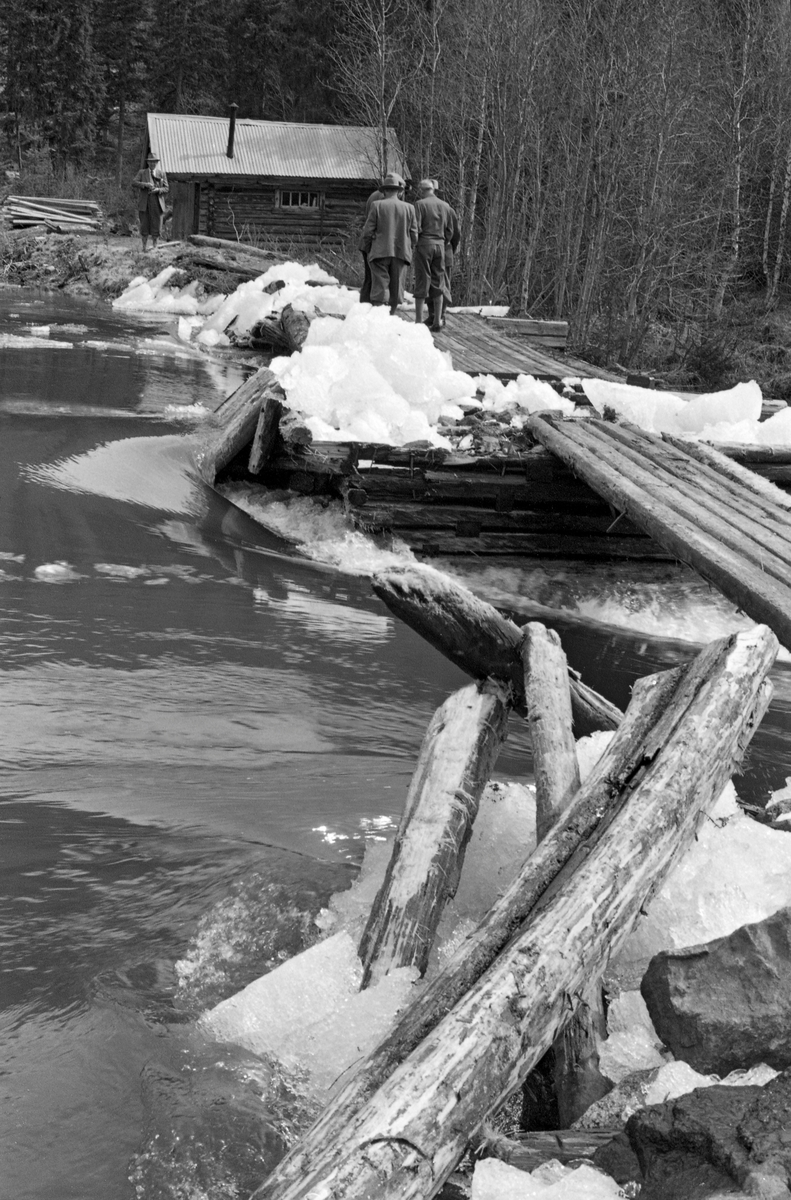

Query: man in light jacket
[[414, 178, 455, 332], [360, 173, 418, 314], [132, 151, 169, 251]]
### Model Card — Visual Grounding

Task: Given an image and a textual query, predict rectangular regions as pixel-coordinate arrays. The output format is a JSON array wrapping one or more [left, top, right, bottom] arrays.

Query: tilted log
[[663, 434, 791, 513], [522, 623, 579, 842], [253, 625, 776, 1200], [371, 566, 623, 731], [248, 393, 283, 475], [359, 680, 511, 988], [521, 624, 609, 1124], [280, 303, 313, 352], [252, 663, 682, 1199], [194, 368, 280, 484]]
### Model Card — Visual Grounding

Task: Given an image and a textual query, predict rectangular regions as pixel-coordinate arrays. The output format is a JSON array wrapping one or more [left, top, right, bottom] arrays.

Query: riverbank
[[5, 229, 791, 400]]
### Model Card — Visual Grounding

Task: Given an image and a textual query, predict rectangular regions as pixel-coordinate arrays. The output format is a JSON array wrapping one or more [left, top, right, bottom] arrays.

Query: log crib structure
[[189, 338, 791, 1195]]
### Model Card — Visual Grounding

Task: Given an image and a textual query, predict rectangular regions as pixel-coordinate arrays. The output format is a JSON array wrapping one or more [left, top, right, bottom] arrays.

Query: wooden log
[[663, 434, 791, 512], [478, 1127, 620, 1172], [590, 421, 791, 562], [351, 500, 645, 537], [359, 680, 511, 987], [281, 303, 313, 352], [378, 531, 669, 561], [529, 415, 791, 650], [248, 393, 283, 475], [279, 408, 314, 447], [253, 626, 776, 1200], [253, 665, 682, 1200], [712, 442, 791, 464], [521, 625, 608, 1124], [194, 368, 278, 484], [371, 566, 623, 731], [188, 233, 289, 262], [522, 624, 579, 842], [186, 253, 267, 279]]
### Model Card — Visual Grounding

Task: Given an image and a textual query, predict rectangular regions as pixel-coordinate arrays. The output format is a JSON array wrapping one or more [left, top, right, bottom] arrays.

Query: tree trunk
[[252, 626, 776, 1200], [194, 368, 278, 483], [521, 623, 579, 842], [359, 680, 511, 987], [248, 393, 283, 475]]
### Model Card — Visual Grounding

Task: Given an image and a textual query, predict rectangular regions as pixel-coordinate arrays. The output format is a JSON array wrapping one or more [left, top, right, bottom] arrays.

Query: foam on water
[[217, 485, 417, 575]]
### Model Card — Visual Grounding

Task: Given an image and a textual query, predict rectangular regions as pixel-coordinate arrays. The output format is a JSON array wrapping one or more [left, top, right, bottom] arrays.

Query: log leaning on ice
[[252, 625, 777, 1200], [359, 680, 511, 987], [194, 367, 283, 483], [521, 623, 609, 1124], [372, 565, 623, 732]]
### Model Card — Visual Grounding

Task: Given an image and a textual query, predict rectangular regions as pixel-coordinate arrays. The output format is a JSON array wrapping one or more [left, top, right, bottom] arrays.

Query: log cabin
[[143, 111, 409, 246]]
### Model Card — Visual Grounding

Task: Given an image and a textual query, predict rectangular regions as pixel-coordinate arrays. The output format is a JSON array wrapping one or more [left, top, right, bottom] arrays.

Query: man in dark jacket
[[360, 173, 418, 314], [413, 179, 455, 331], [358, 184, 384, 303], [132, 151, 169, 250]]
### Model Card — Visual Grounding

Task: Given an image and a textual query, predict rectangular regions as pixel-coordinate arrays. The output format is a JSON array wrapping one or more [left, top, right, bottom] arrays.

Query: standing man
[[360, 173, 418, 314], [434, 179, 461, 326], [132, 151, 169, 251], [359, 182, 384, 304], [413, 179, 454, 332]]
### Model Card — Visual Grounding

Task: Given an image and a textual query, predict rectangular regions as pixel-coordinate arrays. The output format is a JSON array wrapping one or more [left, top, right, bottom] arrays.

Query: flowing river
[[2, 290, 791, 1200]]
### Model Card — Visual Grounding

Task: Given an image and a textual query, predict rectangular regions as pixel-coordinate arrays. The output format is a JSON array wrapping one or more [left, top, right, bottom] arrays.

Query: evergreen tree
[[150, 0, 229, 113], [96, 0, 152, 180]]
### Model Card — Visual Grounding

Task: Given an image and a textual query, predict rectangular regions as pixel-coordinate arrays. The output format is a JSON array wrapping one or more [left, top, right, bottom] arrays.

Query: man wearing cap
[[132, 151, 169, 251], [358, 183, 385, 304], [360, 173, 418, 314], [434, 179, 461, 323], [414, 179, 455, 332]]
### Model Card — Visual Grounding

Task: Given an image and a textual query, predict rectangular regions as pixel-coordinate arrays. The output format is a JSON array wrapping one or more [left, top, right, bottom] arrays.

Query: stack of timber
[[482, 315, 569, 350], [247, 562, 777, 1200], [2, 194, 103, 232]]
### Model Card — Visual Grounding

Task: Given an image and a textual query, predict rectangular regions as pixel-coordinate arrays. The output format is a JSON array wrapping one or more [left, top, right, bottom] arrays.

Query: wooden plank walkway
[[528, 414, 791, 647], [402, 312, 620, 381]]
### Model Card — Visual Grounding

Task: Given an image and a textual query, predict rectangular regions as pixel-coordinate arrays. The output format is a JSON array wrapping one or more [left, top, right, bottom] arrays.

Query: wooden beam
[[252, 626, 776, 1200], [248, 393, 283, 475], [522, 624, 579, 842], [371, 566, 623, 731], [195, 368, 279, 484], [359, 680, 510, 987]]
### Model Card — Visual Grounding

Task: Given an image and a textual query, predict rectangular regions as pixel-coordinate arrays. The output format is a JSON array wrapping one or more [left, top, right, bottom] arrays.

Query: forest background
[[3, 0, 791, 389]]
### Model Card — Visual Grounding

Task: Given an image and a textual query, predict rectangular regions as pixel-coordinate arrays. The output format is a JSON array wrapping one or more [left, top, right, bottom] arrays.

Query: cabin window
[[278, 190, 322, 209]]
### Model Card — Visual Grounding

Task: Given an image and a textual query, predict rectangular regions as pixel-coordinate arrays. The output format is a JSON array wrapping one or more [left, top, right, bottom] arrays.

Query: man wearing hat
[[360, 173, 418, 314], [132, 151, 169, 251], [414, 178, 455, 332]]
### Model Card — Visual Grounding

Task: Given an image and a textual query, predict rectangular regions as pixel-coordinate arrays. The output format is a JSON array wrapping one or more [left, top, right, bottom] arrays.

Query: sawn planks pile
[[529, 414, 791, 649]]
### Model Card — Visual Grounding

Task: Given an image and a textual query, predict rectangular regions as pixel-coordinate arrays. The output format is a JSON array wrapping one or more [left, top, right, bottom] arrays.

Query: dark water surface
[[1, 290, 790, 1200]]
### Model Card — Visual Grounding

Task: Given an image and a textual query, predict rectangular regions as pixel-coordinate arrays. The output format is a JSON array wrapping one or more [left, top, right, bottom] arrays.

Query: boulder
[[641, 906, 791, 1076], [626, 1069, 791, 1199]]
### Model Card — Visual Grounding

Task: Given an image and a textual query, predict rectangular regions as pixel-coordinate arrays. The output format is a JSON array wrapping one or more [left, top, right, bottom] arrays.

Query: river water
[[2, 290, 791, 1200]]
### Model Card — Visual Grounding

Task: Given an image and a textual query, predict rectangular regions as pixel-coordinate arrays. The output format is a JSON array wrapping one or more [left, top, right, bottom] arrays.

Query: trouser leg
[[360, 251, 372, 303], [369, 258, 390, 305]]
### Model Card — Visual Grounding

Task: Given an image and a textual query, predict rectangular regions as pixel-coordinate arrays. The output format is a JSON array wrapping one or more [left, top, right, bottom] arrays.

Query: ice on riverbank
[[472, 1158, 623, 1199], [201, 930, 419, 1095]]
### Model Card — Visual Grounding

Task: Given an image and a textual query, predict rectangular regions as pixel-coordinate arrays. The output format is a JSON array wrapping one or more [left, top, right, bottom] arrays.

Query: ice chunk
[[615, 782, 791, 963], [576, 730, 614, 781], [472, 1157, 623, 1199], [766, 776, 791, 822], [201, 930, 418, 1095], [599, 990, 666, 1082], [33, 561, 83, 582]]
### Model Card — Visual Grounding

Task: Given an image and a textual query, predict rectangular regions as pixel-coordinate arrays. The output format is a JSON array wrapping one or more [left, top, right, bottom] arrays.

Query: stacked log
[[2, 194, 102, 231]]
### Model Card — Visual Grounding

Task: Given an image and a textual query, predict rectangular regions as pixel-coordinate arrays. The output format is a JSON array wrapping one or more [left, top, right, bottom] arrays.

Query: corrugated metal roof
[[147, 114, 409, 181]]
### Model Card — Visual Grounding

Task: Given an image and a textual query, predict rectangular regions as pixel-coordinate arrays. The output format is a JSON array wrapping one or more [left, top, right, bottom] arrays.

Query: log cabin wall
[[170, 177, 373, 246]]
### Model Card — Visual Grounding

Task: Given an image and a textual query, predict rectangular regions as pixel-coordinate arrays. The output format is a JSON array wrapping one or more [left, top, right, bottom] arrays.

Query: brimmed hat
[[382, 172, 403, 189], [146, 151, 159, 161]]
